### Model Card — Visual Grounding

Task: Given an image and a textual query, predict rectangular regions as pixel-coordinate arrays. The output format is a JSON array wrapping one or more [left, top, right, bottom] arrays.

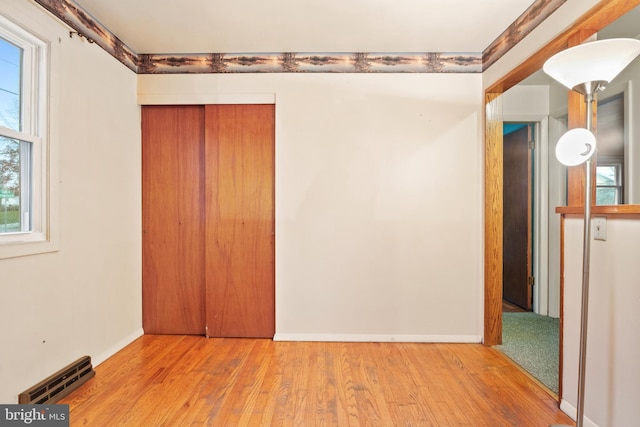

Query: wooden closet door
[[142, 105, 206, 334], [503, 124, 532, 310], [205, 105, 275, 338]]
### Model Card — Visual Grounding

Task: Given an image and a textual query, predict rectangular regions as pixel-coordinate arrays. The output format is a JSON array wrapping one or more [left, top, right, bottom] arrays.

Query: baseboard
[[273, 333, 483, 343], [559, 399, 599, 427], [92, 328, 144, 367]]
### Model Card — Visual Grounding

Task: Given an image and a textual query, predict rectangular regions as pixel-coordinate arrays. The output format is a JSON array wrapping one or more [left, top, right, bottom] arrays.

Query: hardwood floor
[[502, 300, 528, 313], [60, 335, 574, 426]]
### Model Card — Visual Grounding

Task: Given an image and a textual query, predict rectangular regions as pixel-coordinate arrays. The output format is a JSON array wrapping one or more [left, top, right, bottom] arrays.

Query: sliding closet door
[[142, 105, 206, 335], [204, 105, 275, 338]]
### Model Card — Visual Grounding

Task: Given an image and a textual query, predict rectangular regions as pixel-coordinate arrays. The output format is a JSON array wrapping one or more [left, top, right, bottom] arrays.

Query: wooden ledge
[[556, 205, 640, 218]]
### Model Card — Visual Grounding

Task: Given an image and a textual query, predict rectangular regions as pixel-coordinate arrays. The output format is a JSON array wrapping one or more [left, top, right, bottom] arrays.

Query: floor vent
[[19, 356, 95, 404]]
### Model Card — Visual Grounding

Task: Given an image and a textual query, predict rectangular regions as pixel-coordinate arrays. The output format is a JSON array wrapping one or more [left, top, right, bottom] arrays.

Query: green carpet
[[496, 312, 559, 393]]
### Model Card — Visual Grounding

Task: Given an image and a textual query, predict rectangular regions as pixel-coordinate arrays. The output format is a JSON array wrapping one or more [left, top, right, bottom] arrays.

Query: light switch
[[593, 217, 607, 241]]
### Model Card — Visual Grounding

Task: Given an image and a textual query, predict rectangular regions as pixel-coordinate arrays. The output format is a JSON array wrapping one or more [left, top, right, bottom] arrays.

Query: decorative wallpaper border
[[482, 0, 566, 70], [137, 52, 482, 74], [33, 0, 564, 74], [34, 0, 138, 72]]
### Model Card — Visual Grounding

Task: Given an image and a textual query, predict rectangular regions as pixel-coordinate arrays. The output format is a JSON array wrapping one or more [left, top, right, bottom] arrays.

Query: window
[[595, 93, 625, 206], [0, 12, 55, 258], [596, 161, 623, 205], [0, 38, 29, 233]]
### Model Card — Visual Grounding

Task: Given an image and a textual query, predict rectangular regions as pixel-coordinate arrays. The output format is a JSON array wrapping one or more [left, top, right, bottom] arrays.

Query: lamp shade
[[555, 128, 597, 166], [543, 38, 640, 91]]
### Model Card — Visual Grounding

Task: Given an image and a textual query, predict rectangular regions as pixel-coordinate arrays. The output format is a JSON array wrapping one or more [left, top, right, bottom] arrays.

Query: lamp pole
[[575, 90, 595, 427], [552, 85, 598, 427]]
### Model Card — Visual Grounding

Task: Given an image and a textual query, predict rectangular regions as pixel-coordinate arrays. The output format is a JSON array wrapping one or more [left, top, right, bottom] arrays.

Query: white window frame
[[0, 11, 57, 259], [596, 159, 624, 205]]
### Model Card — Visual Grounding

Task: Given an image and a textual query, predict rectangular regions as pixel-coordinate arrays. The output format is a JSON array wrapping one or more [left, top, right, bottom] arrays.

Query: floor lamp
[[543, 38, 640, 427]]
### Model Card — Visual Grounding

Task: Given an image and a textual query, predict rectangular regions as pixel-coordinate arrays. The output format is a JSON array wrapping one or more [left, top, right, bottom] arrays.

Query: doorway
[[499, 121, 560, 394], [142, 104, 275, 338]]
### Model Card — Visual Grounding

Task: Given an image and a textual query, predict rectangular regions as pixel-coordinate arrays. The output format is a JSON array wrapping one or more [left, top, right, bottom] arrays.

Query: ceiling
[[72, 0, 536, 54]]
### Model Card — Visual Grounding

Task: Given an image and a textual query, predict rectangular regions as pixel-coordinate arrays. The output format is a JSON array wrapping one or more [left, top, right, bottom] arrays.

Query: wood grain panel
[[142, 105, 206, 335], [566, 30, 597, 207], [503, 125, 532, 310], [559, 215, 566, 400], [557, 204, 640, 216], [205, 104, 275, 338], [60, 336, 574, 426], [484, 93, 503, 346]]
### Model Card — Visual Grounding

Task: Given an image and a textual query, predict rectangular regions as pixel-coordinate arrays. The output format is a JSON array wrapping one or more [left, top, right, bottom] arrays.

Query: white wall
[[139, 72, 484, 342], [562, 218, 640, 427], [0, 0, 141, 403]]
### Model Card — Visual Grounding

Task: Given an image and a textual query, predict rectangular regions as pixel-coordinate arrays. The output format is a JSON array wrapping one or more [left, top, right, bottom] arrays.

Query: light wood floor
[[60, 335, 574, 426]]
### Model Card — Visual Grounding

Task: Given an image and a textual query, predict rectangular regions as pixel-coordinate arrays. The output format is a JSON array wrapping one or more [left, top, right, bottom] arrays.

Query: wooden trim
[[484, 92, 503, 346], [558, 215, 565, 400], [556, 205, 640, 216], [566, 31, 598, 206], [483, 0, 640, 361]]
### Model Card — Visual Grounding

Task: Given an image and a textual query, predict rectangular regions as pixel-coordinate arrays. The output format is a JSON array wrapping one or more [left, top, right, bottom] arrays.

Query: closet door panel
[[142, 105, 206, 335], [204, 104, 275, 338]]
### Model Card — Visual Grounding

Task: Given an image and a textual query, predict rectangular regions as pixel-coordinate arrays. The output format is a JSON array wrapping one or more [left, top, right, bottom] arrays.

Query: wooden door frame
[[483, 0, 640, 346]]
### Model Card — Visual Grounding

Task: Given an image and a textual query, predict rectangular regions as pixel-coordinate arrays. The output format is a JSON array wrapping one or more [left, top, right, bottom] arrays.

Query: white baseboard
[[559, 399, 599, 427], [92, 328, 144, 367], [273, 333, 483, 343]]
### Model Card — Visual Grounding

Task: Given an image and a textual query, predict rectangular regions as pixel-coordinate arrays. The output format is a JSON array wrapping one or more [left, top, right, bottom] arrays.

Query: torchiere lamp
[[543, 38, 640, 427]]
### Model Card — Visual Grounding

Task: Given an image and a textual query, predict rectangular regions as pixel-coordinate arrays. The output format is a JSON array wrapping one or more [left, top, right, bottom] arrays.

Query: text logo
[[0, 405, 69, 427]]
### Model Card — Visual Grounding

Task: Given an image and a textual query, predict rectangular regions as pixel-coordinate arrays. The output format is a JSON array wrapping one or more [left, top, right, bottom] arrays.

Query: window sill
[[0, 238, 59, 259]]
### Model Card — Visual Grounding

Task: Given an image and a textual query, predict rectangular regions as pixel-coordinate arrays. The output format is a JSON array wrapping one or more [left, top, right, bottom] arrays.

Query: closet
[[142, 104, 275, 338]]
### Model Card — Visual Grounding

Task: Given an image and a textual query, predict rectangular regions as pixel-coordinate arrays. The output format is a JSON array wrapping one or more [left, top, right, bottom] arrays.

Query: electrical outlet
[[593, 217, 607, 241]]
